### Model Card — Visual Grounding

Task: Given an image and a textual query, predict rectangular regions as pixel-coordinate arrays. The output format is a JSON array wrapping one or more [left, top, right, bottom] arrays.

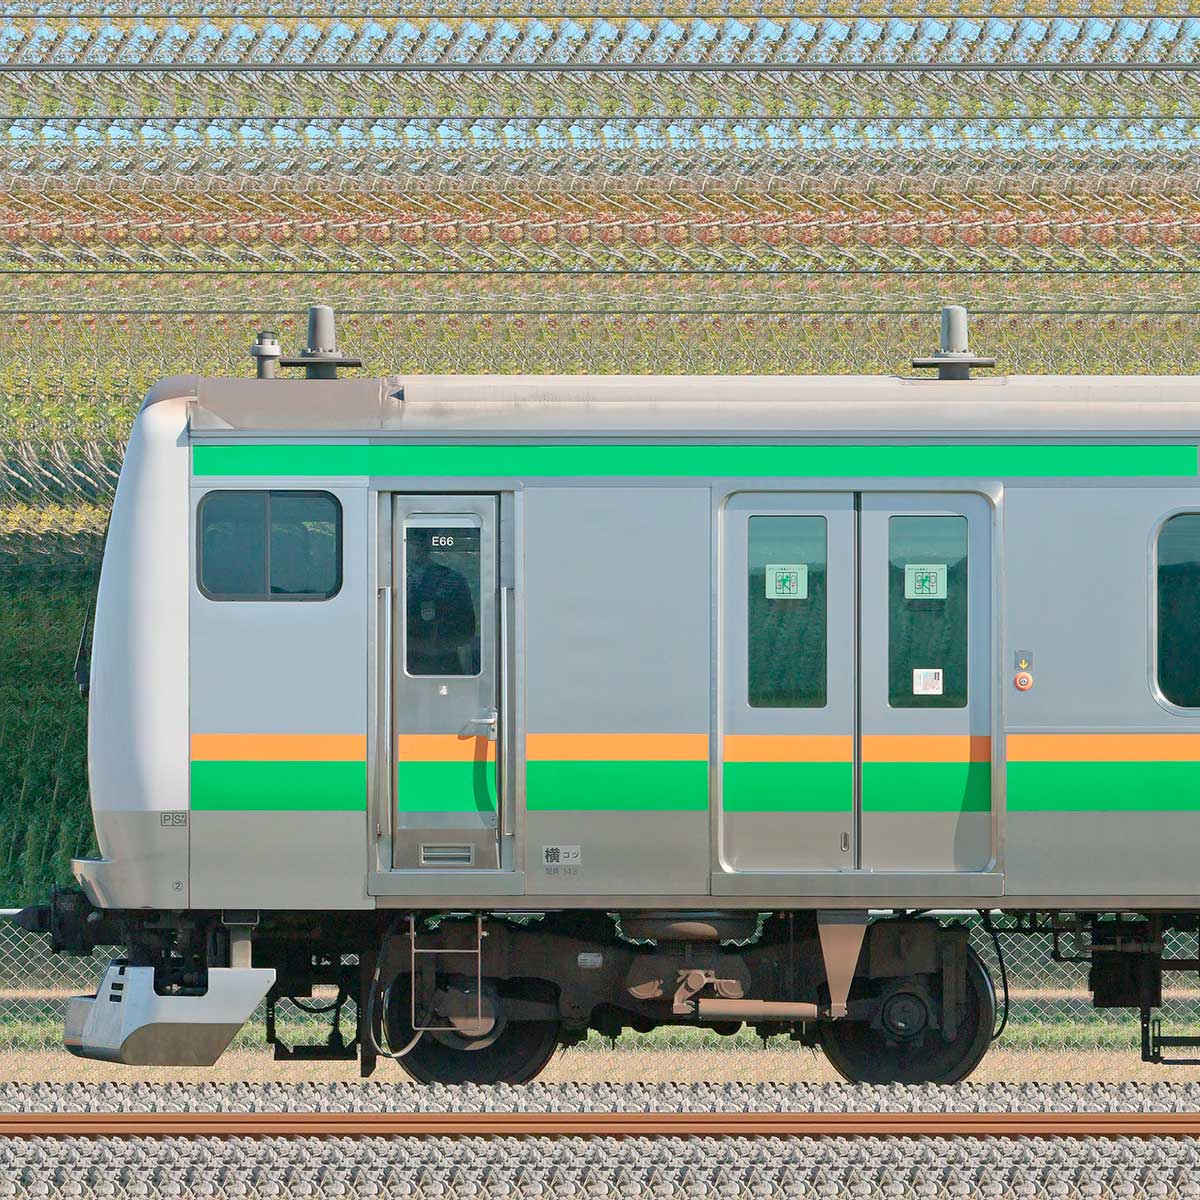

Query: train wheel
[[817, 946, 995, 1085], [384, 979, 561, 1085]]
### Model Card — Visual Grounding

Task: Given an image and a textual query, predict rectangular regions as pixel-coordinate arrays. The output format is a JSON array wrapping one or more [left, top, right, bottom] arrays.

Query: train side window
[[198, 490, 342, 601], [747, 516, 827, 708], [1157, 514, 1200, 706], [888, 515, 967, 708]]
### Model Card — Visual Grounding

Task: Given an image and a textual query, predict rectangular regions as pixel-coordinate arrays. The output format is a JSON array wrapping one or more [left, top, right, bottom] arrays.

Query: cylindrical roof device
[[307, 304, 337, 356], [249, 329, 281, 379], [279, 304, 364, 379], [912, 304, 996, 380]]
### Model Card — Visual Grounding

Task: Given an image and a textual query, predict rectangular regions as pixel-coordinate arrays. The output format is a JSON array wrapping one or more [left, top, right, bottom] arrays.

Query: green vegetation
[[0, 567, 98, 905]]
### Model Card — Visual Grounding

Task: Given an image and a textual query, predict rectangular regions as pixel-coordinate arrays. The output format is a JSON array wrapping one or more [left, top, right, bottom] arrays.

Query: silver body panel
[[523, 487, 712, 896], [72, 372, 1200, 913]]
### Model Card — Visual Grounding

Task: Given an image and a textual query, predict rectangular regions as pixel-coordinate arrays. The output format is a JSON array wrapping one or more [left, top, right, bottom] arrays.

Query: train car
[[19, 305, 1200, 1083]]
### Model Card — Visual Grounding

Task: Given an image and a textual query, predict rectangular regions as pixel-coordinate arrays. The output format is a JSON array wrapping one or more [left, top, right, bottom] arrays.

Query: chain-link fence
[[0, 918, 1195, 1056]]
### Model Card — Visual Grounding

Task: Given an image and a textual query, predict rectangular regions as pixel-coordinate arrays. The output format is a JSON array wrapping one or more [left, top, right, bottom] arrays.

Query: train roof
[[151, 373, 1200, 438]]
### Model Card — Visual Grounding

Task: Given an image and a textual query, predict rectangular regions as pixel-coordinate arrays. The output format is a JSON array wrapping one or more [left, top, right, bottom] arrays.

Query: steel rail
[[2, 1112, 1200, 1138]]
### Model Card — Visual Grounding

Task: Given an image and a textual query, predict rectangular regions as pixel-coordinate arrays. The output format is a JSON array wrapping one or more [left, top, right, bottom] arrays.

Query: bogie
[[818, 946, 996, 1085]]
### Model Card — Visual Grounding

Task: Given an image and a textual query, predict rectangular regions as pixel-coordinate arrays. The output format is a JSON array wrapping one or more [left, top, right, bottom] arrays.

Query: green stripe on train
[[397, 760, 498, 813], [190, 761, 367, 811], [193, 443, 1199, 479], [723, 761, 989, 814], [1008, 761, 1200, 811], [722, 762, 852, 812], [526, 761, 708, 811], [862, 761, 992, 813]]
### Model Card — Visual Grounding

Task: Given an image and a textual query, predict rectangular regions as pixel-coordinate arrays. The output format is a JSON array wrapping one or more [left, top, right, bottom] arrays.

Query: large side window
[[198, 490, 342, 601], [747, 515, 827, 708], [888, 515, 967, 708], [1157, 514, 1200, 706]]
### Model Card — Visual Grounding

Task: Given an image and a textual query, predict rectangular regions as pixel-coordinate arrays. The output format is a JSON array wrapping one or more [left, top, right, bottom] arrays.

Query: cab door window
[[404, 524, 481, 677]]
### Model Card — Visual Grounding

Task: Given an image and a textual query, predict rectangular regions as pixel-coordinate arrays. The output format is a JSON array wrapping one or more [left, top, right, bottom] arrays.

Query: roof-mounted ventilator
[[911, 304, 995, 381], [252, 305, 362, 380]]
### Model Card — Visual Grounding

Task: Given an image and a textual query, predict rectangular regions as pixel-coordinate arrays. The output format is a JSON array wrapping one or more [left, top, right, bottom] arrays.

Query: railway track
[[0, 1112, 1198, 1139]]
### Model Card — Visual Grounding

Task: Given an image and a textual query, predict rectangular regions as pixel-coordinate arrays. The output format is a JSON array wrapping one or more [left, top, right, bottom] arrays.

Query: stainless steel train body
[[34, 344, 1200, 1083]]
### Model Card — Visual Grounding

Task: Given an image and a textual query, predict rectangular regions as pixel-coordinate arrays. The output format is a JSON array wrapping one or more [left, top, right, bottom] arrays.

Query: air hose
[[363, 914, 424, 1060]]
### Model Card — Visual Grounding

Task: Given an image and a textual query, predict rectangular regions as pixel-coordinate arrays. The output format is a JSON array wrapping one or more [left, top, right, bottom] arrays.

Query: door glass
[[888, 515, 967, 708], [404, 524, 481, 677], [748, 515, 827, 707]]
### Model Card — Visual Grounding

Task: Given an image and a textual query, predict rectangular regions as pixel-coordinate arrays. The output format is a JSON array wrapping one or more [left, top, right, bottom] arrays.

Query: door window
[[404, 524, 481, 677], [888, 515, 967, 708], [747, 515, 827, 708]]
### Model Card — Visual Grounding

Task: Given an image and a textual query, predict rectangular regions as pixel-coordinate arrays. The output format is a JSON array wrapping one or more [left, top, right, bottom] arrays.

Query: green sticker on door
[[765, 563, 808, 599], [904, 563, 947, 600]]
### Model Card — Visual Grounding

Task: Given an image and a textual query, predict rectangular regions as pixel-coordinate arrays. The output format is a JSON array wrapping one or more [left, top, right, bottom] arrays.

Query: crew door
[[391, 496, 501, 870], [719, 491, 992, 876]]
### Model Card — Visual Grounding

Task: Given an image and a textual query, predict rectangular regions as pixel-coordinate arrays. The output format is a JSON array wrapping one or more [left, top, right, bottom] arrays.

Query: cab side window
[[198, 490, 342, 601], [1158, 514, 1200, 706]]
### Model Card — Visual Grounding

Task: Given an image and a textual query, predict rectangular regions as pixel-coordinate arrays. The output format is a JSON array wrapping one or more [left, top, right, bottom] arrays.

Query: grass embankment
[[0, 567, 97, 906]]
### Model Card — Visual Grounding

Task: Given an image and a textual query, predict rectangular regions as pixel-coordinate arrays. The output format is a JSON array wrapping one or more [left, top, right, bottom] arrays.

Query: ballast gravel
[[1, 1079, 1200, 1113], [3, 1086, 1200, 1197], [2, 1134, 1200, 1199]]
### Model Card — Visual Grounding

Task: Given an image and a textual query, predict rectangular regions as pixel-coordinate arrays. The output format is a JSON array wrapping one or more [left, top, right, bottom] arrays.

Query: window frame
[[1152, 509, 1200, 713], [196, 488, 343, 603]]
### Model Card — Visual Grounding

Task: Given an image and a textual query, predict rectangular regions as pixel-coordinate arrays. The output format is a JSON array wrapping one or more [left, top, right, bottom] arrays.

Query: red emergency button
[[1014, 671, 1033, 692]]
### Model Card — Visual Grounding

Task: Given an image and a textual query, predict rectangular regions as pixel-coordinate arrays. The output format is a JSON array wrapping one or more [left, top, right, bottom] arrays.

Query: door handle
[[460, 709, 498, 741]]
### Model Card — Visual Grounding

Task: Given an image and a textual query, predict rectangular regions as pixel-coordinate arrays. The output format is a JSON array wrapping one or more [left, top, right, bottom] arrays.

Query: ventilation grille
[[420, 843, 474, 867]]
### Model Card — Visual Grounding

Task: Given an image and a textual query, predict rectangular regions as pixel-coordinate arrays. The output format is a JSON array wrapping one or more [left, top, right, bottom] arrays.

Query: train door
[[390, 496, 502, 870], [719, 491, 993, 878], [858, 493, 992, 870], [719, 494, 857, 870]]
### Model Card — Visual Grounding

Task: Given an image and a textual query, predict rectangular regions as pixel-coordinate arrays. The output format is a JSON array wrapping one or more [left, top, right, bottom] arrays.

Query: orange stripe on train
[[397, 734, 497, 762], [1008, 733, 1200, 762], [190, 733, 366, 762], [723, 734, 853, 763], [861, 735, 991, 763], [525, 733, 708, 761]]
